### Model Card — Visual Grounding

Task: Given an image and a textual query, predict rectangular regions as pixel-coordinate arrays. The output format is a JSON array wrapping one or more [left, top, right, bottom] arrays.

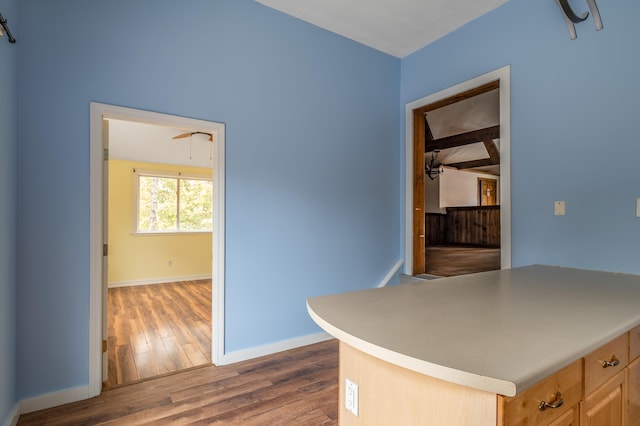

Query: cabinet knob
[[601, 355, 620, 368], [538, 391, 564, 411]]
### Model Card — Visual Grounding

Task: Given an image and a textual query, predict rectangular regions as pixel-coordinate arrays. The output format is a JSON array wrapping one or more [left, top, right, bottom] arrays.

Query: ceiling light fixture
[[425, 150, 444, 180]]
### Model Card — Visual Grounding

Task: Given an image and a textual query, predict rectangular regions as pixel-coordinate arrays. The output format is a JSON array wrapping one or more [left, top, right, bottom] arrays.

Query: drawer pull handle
[[601, 356, 620, 368], [539, 392, 564, 411]]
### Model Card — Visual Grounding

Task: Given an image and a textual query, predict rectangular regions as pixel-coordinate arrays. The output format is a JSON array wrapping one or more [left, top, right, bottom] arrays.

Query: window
[[135, 169, 212, 233]]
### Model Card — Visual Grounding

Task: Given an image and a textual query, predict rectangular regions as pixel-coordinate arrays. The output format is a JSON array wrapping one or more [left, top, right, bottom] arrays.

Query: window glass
[[136, 172, 212, 233]]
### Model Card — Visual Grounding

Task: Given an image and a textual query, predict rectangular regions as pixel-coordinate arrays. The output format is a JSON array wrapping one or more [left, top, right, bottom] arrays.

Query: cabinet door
[[630, 358, 640, 426], [548, 406, 579, 426], [581, 370, 627, 426]]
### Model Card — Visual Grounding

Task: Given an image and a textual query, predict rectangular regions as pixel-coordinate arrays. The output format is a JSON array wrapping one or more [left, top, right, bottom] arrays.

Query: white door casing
[[89, 102, 226, 397], [102, 119, 109, 381], [404, 66, 511, 274]]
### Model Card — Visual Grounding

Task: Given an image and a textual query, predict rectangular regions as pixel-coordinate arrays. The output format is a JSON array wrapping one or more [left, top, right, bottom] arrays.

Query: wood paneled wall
[[426, 206, 500, 247]]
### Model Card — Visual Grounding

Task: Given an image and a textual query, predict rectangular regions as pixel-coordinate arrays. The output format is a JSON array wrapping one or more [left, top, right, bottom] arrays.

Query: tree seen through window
[[138, 174, 212, 232]]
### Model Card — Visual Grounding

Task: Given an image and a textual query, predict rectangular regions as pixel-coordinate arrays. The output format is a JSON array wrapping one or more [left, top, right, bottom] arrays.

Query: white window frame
[[132, 168, 213, 235]]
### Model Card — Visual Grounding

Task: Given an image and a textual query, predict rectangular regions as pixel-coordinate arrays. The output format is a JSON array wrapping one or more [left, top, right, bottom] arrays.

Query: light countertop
[[306, 265, 640, 396]]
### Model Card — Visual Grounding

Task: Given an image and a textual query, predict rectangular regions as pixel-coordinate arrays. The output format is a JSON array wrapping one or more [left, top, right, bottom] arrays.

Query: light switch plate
[[554, 201, 566, 216], [636, 198, 640, 218]]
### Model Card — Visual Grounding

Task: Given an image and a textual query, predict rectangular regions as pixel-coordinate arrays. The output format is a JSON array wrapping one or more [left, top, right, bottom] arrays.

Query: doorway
[[404, 66, 511, 276], [104, 119, 214, 387], [88, 103, 226, 397]]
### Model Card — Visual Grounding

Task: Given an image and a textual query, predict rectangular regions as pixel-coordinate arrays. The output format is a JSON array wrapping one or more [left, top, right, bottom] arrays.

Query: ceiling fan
[[172, 131, 213, 142]]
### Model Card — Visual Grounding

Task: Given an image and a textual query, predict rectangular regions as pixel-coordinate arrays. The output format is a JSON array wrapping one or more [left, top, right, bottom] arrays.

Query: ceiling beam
[[425, 125, 500, 152], [483, 139, 500, 163], [448, 157, 497, 169], [447, 140, 500, 170], [413, 80, 499, 115]]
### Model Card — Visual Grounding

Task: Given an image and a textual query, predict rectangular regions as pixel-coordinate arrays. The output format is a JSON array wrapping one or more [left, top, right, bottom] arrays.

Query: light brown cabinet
[[549, 407, 580, 426], [630, 358, 640, 426], [501, 360, 582, 425], [629, 325, 640, 426], [583, 333, 628, 396], [580, 370, 626, 425], [338, 328, 640, 425], [630, 325, 640, 361], [500, 330, 636, 426], [580, 333, 628, 426], [501, 331, 634, 426]]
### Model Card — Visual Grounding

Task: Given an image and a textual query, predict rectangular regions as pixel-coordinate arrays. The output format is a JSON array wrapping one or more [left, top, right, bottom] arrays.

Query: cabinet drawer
[[584, 332, 628, 395], [631, 324, 640, 361], [502, 359, 583, 425]]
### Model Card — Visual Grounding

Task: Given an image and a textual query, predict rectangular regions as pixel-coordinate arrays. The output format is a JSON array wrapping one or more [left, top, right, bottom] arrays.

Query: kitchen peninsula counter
[[307, 265, 640, 425]]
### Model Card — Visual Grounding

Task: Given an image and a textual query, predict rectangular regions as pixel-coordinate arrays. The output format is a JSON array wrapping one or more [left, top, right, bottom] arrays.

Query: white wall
[[424, 176, 444, 213], [425, 167, 500, 211]]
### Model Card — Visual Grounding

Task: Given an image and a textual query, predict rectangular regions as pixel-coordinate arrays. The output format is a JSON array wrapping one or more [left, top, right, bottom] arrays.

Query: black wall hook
[[0, 13, 16, 44], [558, 0, 589, 23], [556, 0, 603, 40]]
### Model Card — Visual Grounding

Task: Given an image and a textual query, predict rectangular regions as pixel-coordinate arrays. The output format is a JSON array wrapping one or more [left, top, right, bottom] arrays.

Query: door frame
[[88, 102, 226, 397], [404, 66, 511, 275]]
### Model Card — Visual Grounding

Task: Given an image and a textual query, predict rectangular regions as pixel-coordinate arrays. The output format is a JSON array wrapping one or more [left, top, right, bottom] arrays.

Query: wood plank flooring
[[18, 339, 339, 425], [424, 245, 501, 277], [105, 280, 212, 388]]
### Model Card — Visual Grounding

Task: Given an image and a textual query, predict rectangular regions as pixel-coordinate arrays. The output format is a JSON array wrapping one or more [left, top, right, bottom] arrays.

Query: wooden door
[[412, 108, 426, 274], [478, 178, 497, 206]]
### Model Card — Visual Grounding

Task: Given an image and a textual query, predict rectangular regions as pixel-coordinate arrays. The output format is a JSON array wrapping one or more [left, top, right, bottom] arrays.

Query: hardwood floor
[[424, 245, 501, 277], [18, 339, 339, 425], [105, 280, 212, 388]]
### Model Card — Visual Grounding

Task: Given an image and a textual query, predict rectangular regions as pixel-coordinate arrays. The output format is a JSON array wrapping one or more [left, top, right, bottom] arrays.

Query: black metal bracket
[[557, 0, 603, 40], [558, 0, 589, 23], [0, 13, 16, 44]]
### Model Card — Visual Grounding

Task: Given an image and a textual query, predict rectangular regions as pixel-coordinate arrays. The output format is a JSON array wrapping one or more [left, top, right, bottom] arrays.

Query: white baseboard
[[14, 333, 331, 415], [3, 403, 20, 426], [377, 259, 404, 288], [108, 274, 212, 288], [20, 385, 89, 415], [18, 261, 399, 415], [219, 332, 332, 366]]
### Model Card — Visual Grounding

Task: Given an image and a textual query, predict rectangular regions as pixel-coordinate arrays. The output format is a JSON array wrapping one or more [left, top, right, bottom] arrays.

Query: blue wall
[[401, 0, 640, 274], [16, 0, 400, 399], [0, 0, 18, 421], [14, 0, 640, 407]]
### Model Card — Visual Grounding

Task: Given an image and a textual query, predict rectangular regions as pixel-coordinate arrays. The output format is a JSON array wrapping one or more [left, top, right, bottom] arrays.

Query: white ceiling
[[108, 119, 213, 169], [255, 0, 510, 58]]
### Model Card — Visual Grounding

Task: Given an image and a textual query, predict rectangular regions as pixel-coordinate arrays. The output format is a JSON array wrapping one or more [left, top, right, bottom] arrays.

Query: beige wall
[[107, 160, 212, 286], [426, 167, 500, 212]]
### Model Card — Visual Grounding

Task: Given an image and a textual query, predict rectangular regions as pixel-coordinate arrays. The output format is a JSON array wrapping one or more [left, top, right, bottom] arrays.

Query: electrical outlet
[[345, 379, 358, 416]]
